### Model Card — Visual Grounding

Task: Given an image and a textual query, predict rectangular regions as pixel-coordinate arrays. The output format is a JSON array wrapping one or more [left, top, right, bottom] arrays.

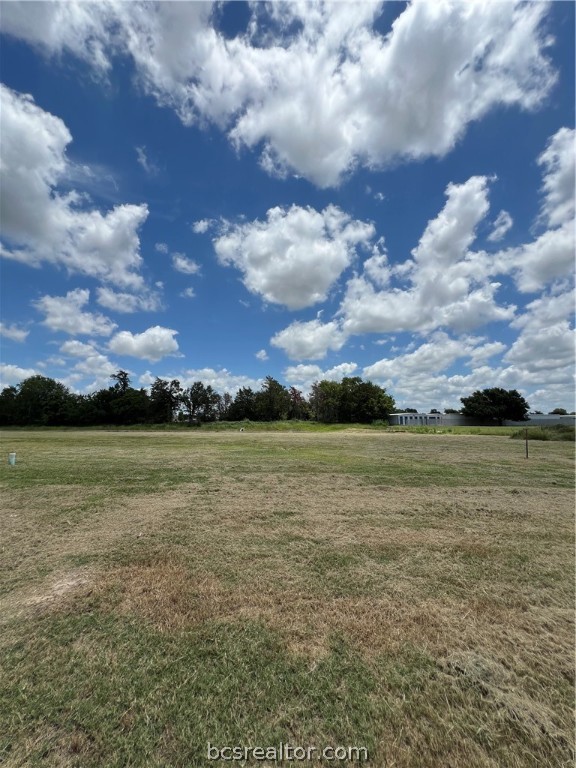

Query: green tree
[[67, 393, 102, 425], [228, 387, 257, 421], [180, 382, 221, 424], [0, 386, 18, 426], [287, 386, 309, 420], [310, 377, 394, 423], [149, 378, 181, 423], [111, 370, 131, 394], [110, 388, 149, 425], [352, 379, 395, 423], [309, 380, 342, 423], [255, 376, 290, 421], [460, 388, 530, 425], [218, 392, 234, 420], [201, 386, 221, 422], [13, 376, 74, 426], [549, 408, 568, 415], [338, 377, 360, 422], [88, 387, 116, 425]]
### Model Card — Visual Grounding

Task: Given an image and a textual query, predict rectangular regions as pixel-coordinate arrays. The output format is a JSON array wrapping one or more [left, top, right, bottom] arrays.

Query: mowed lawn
[[0, 430, 574, 768]]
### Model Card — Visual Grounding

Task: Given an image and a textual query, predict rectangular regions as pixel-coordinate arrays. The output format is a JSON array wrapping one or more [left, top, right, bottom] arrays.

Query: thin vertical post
[[525, 428, 529, 459]]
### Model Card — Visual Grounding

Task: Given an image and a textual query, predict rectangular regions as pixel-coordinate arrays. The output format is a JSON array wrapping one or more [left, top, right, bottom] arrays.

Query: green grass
[[1, 612, 395, 768], [0, 420, 377, 433], [4, 429, 572, 490], [0, 420, 537, 435], [1, 430, 574, 767], [511, 425, 576, 441]]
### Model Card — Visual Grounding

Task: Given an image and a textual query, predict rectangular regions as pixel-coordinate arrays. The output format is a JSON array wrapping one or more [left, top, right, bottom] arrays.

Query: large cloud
[[59, 339, 118, 390], [108, 326, 179, 362], [34, 289, 117, 336], [214, 205, 374, 310], [505, 222, 575, 294], [271, 129, 574, 363], [362, 323, 574, 413], [0, 363, 38, 388], [364, 333, 505, 382], [0, 84, 148, 288], [0, 1, 557, 187], [340, 176, 515, 337], [537, 127, 575, 229], [490, 127, 575, 294], [505, 288, 575, 373], [271, 319, 346, 361]]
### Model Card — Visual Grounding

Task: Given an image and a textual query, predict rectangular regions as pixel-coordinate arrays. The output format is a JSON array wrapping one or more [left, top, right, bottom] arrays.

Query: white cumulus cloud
[[361, 327, 573, 414], [0, 363, 38, 388], [108, 325, 179, 362], [504, 221, 575, 294], [34, 288, 117, 336], [271, 319, 347, 361], [0, 84, 148, 289], [96, 287, 163, 314], [505, 288, 575, 373], [192, 219, 213, 234], [489, 127, 575, 293], [229, 1, 557, 185], [60, 340, 99, 357], [179, 367, 262, 395], [214, 205, 374, 310], [1, 2, 556, 187], [0, 322, 29, 342], [537, 127, 575, 229], [284, 362, 359, 394], [341, 176, 515, 337], [364, 333, 503, 382], [487, 210, 513, 242], [172, 253, 201, 275], [58, 338, 118, 390]]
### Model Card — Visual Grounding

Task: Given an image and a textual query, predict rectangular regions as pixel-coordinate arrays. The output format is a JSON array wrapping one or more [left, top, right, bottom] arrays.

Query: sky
[[0, 0, 574, 413]]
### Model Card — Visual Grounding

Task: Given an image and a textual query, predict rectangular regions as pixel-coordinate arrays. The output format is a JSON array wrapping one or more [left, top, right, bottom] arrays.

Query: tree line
[[0, 372, 396, 427], [1, 373, 566, 428]]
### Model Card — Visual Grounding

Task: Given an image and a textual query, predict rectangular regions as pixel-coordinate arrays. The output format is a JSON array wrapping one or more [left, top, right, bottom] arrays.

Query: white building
[[389, 412, 446, 426], [388, 412, 575, 427]]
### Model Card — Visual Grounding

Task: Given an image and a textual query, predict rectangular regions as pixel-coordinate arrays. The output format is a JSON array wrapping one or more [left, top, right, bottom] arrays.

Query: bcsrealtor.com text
[[207, 743, 369, 762]]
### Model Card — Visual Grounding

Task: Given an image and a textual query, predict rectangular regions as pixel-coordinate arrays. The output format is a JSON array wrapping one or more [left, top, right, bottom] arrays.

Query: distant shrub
[[511, 425, 575, 442]]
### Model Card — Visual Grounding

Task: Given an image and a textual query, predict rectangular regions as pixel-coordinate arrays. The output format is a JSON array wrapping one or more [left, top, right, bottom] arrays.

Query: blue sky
[[0, 1, 574, 412]]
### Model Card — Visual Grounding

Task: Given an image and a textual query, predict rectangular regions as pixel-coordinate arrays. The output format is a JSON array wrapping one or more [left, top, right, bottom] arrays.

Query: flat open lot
[[0, 430, 574, 767]]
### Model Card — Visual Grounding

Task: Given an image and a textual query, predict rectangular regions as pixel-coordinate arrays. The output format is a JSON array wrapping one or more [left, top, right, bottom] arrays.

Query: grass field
[[1, 430, 574, 767]]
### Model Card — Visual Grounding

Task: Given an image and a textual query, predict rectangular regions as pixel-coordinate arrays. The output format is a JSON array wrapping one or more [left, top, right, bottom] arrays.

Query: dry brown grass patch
[[79, 556, 571, 681], [441, 651, 568, 745], [10, 724, 98, 768]]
